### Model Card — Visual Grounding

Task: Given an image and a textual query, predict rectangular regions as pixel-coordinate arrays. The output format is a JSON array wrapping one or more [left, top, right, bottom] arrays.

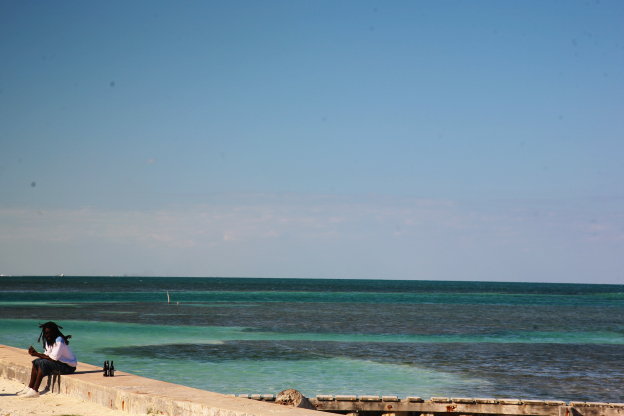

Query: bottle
[[109, 361, 115, 377], [103, 361, 109, 377]]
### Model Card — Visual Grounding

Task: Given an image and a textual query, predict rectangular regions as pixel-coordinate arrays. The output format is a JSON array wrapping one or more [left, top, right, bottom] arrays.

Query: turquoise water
[[0, 276, 623, 402]]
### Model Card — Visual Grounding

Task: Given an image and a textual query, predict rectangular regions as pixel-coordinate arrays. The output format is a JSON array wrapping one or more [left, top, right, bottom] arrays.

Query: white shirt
[[46, 336, 77, 367]]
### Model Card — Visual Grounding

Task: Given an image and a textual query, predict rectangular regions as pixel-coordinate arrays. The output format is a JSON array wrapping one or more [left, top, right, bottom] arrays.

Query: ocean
[[0, 276, 622, 402]]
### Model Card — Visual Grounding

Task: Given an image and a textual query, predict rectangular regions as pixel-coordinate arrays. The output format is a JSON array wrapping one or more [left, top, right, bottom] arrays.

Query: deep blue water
[[0, 276, 623, 402]]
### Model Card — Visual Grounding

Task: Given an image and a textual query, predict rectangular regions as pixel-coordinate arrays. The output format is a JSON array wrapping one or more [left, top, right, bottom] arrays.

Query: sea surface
[[0, 276, 623, 402]]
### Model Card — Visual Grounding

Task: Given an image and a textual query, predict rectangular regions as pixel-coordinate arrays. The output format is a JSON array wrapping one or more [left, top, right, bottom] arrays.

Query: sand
[[0, 377, 127, 416]]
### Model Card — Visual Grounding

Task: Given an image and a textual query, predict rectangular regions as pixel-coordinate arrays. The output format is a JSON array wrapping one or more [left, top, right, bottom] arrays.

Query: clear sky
[[1, 0, 623, 283]]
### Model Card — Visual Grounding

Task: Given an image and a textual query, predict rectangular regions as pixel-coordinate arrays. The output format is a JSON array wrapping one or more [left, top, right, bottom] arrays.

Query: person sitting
[[17, 321, 77, 398]]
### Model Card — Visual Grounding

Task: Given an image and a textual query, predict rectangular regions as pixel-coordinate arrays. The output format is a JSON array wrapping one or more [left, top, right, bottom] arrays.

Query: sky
[[1, 0, 623, 283]]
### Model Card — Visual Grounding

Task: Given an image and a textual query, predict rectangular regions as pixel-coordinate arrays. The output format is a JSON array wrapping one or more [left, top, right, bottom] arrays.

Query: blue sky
[[1, 1, 623, 283]]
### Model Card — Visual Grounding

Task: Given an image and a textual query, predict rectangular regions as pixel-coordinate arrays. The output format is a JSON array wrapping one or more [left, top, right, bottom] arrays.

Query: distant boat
[[56, 273, 64, 277]]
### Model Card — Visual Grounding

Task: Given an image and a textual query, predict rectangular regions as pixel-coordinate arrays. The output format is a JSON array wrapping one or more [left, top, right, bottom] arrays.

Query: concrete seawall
[[307, 395, 624, 416], [0, 344, 331, 416]]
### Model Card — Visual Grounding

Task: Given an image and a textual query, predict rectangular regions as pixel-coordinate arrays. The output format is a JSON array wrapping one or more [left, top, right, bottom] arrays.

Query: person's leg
[[22, 359, 47, 396], [27, 362, 38, 388], [25, 359, 43, 390], [32, 366, 45, 391], [39, 375, 52, 394]]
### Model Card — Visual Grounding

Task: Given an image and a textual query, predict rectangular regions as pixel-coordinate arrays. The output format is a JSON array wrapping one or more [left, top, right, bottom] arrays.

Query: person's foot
[[21, 388, 40, 398], [39, 386, 50, 395], [15, 386, 30, 396]]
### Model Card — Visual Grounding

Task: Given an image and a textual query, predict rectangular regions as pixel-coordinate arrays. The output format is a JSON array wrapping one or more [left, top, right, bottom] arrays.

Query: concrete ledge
[[309, 394, 624, 416], [0, 344, 333, 416]]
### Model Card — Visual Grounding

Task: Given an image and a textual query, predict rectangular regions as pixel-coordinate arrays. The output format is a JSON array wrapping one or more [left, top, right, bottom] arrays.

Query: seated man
[[17, 321, 77, 398]]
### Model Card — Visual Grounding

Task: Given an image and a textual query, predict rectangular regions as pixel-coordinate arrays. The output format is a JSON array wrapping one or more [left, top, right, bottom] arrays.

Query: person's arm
[[28, 345, 53, 361]]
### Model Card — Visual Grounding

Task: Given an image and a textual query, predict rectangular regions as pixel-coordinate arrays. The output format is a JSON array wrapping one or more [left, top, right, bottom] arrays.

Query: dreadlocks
[[37, 321, 72, 349]]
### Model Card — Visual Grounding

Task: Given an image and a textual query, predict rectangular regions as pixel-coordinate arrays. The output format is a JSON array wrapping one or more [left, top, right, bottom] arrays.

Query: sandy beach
[[0, 377, 127, 416]]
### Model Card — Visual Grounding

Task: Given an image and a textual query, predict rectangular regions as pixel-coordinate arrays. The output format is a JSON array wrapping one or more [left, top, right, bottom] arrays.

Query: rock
[[275, 389, 314, 410]]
